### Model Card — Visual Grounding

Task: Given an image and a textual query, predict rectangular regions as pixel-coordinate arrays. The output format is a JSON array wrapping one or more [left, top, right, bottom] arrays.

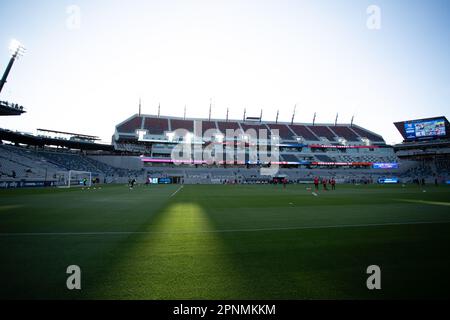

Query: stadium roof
[[114, 113, 386, 144], [37, 128, 100, 140], [0, 128, 113, 151], [0, 101, 25, 116]]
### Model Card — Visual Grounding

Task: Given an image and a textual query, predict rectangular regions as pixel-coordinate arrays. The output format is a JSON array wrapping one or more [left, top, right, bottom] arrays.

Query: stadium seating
[[170, 119, 194, 132], [0, 143, 407, 185], [314, 154, 334, 162], [267, 124, 295, 140], [2, 111, 417, 187], [143, 117, 169, 135], [329, 126, 361, 142], [0, 144, 141, 183], [350, 126, 385, 143], [117, 116, 143, 134], [240, 123, 271, 138], [217, 121, 242, 134], [196, 120, 219, 135], [115, 115, 390, 149], [281, 154, 300, 162], [288, 125, 319, 141], [308, 126, 337, 141]]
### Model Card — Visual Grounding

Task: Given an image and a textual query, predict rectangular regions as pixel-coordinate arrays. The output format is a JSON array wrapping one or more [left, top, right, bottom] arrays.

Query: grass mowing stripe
[[1, 184, 449, 299], [1, 220, 450, 236]]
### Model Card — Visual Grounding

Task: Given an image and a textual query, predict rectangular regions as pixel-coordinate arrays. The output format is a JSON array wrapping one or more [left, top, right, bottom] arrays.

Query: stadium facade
[[2, 110, 450, 187], [113, 113, 397, 167], [0, 38, 447, 186]]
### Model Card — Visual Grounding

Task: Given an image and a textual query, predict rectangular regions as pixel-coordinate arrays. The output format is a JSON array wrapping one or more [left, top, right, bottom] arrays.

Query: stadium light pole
[[0, 39, 26, 96]]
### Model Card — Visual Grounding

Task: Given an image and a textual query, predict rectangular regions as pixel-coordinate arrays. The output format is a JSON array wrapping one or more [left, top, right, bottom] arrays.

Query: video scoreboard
[[395, 117, 449, 141]]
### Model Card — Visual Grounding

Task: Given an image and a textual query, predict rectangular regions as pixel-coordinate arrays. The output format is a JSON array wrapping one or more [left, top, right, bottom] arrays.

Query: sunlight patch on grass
[[90, 202, 245, 299]]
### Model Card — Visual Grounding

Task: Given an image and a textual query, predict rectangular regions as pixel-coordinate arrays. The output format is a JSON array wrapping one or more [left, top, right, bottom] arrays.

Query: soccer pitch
[[1, 184, 450, 299]]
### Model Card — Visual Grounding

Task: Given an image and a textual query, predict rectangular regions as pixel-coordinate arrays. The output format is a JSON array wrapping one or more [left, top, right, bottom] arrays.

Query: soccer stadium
[[1, 1, 450, 305]]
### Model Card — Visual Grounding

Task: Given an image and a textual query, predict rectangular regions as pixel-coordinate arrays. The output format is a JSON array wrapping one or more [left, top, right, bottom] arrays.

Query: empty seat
[[267, 124, 294, 140], [330, 126, 360, 142], [315, 154, 334, 162], [281, 154, 299, 162], [307, 126, 336, 141], [240, 123, 271, 139], [217, 121, 242, 134], [351, 126, 385, 142], [143, 117, 169, 135], [289, 125, 319, 141], [117, 116, 143, 133], [197, 121, 219, 135], [171, 119, 194, 132]]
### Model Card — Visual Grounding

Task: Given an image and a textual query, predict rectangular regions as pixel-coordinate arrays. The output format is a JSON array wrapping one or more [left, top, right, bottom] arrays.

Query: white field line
[[1, 220, 449, 237], [394, 199, 450, 206], [169, 185, 184, 198]]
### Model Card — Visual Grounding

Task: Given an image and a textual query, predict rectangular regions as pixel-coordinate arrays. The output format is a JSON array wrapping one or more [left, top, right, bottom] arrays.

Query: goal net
[[66, 170, 92, 188]]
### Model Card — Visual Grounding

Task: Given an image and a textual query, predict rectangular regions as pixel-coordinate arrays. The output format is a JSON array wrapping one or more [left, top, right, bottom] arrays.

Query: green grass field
[[1, 183, 450, 299]]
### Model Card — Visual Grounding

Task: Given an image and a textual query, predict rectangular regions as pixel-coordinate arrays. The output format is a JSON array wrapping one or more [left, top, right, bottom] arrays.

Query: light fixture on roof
[[0, 39, 26, 95], [9, 39, 26, 58]]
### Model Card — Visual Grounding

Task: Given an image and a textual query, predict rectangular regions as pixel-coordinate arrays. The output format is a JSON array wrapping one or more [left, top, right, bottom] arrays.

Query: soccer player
[[322, 178, 328, 191], [331, 178, 336, 190], [282, 177, 287, 189], [314, 176, 319, 191]]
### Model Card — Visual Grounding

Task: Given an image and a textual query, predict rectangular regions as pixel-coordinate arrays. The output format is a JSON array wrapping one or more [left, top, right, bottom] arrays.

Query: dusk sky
[[0, 0, 449, 144]]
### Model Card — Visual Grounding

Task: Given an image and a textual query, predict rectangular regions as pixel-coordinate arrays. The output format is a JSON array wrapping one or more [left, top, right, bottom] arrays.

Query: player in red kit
[[322, 178, 328, 191], [331, 178, 336, 190], [314, 177, 319, 191]]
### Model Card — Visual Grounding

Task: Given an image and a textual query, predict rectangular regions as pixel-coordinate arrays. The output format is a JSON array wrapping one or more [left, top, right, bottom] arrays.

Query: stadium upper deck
[[114, 114, 386, 145], [112, 113, 397, 168]]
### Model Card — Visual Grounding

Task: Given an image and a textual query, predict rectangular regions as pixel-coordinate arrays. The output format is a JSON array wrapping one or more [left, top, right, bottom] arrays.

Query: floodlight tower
[[0, 39, 26, 96]]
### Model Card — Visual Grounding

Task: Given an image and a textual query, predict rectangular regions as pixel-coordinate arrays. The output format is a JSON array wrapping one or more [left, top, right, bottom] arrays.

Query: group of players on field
[[313, 177, 336, 191], [126, 177, 336, 190], [275, 177, 336, 191]]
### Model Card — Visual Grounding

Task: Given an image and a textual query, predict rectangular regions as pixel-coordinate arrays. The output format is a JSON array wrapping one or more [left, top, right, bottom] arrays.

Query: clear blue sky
[[0, 0, 449, 144]]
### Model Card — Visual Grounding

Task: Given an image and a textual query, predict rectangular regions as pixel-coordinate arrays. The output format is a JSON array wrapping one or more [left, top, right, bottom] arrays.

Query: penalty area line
[[1, 220, 450, 237]]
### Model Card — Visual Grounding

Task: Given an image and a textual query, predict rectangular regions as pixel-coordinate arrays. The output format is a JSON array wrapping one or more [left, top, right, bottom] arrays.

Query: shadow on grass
[[78, 185, 450, 299], [82, 185, 370, 299]]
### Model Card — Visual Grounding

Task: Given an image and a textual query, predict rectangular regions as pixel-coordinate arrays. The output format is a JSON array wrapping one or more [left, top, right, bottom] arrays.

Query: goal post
[[67, 170, 92, 188]]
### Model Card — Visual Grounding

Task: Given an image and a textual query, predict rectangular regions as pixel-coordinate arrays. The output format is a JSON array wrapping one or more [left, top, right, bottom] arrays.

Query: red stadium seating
[[217, 121, 242, 134], [240, 123, 271, 138], [267, 124, 295, 140], [114, 115, 386, 145], [351, 126, 385, 142], [170, 119, 194, 132], [117, 116, 143, 133], [198, 121, 219, 135], [289, 125, 319, 141], [143, 117, 169, 135], [329, 126, 361, 142], [307, 126, 337, 141]]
